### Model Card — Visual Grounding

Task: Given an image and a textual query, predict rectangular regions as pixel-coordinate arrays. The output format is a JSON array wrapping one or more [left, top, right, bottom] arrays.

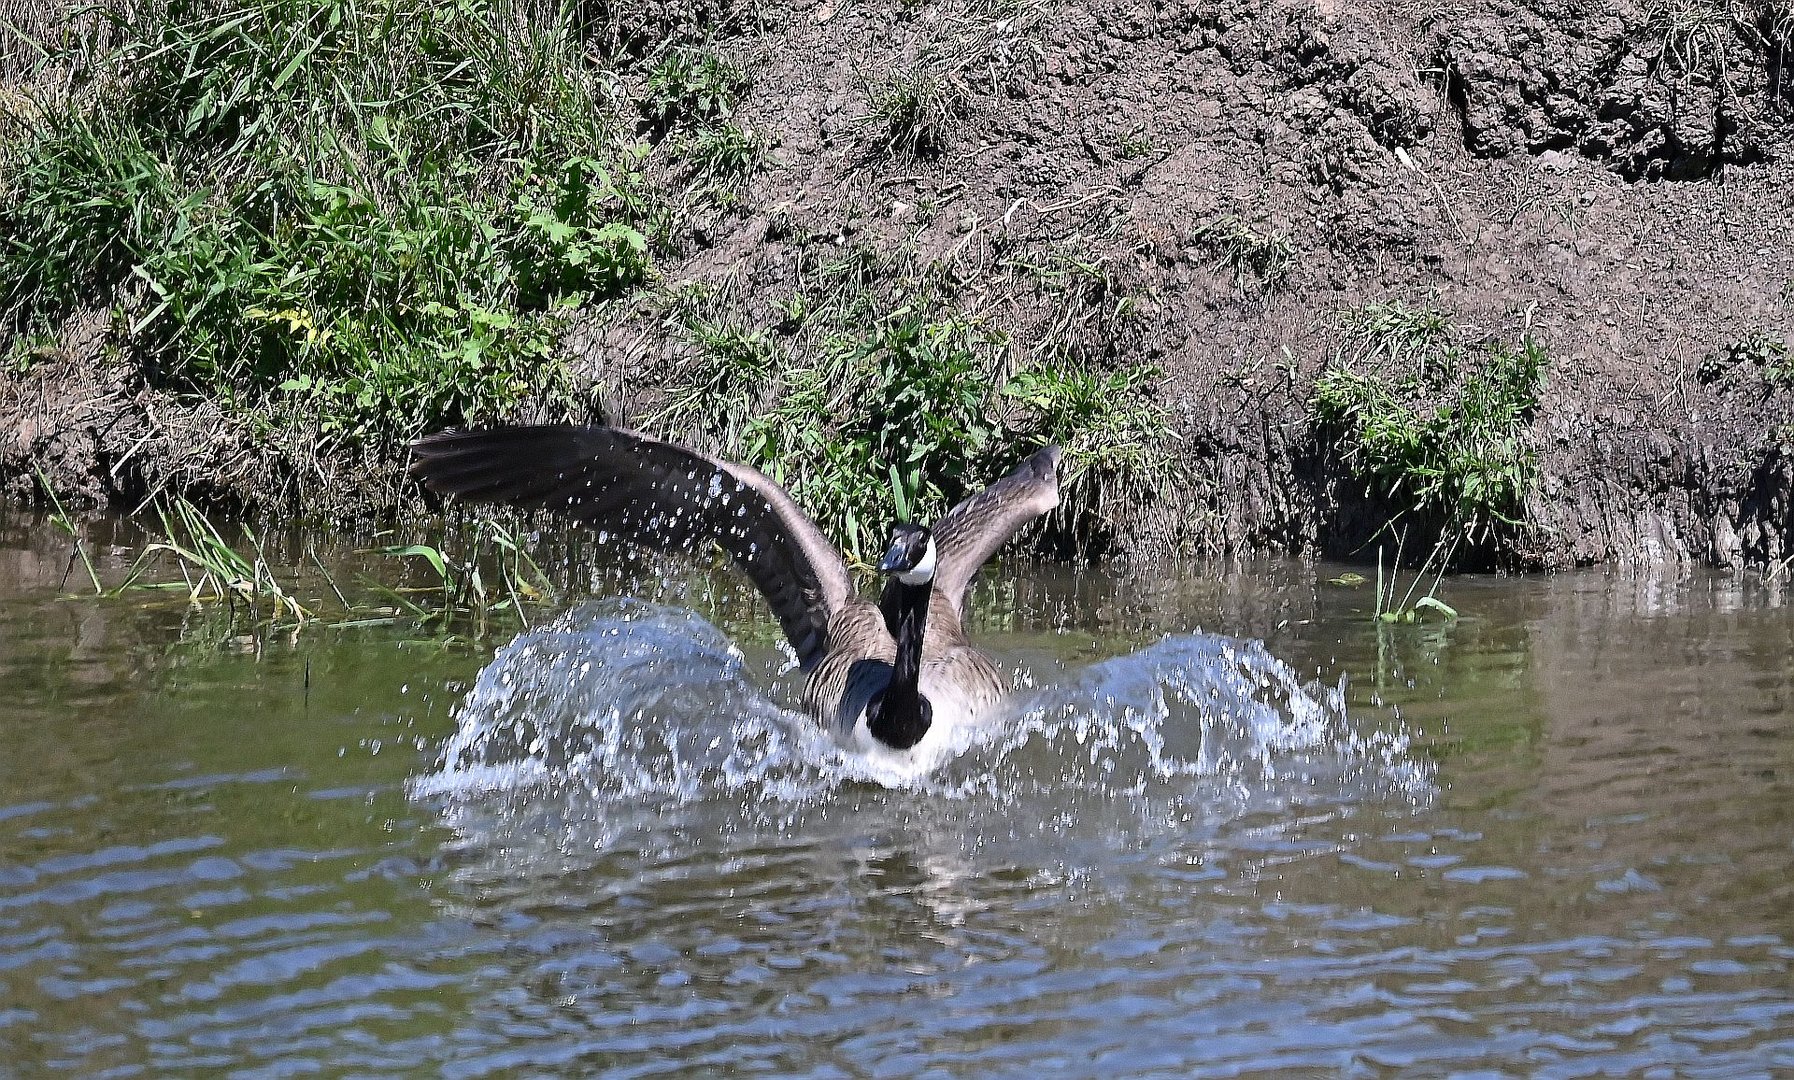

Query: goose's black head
[[876, 523, 936, 586]]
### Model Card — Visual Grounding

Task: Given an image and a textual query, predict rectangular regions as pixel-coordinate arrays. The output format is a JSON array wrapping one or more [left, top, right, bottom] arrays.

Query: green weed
[[1005, 359, 1170, 512], [1115, 127, 1160, 160], [1345, 301, 1456, 374], [741, 309, 1001, 554], [687, 122, 764, 181], [1698, 328, 1791, 384], [1006, 244, 1113, 305], [34, 467, 104, 594], [131, 498, 309, 620], [773, 291, 812, 334], [609, 234, 1173, 559], [1314, 303, 1545, 543], [560, 0, 758, 63], [1734, 329, 1790, 383], [1372, 530, 1458, 623], [49, 490, 312, 621], [696, 282, 1171, 558], [652, 313, 779, 435], [6, 331, 54, 374], [643, 46, 747, 133]]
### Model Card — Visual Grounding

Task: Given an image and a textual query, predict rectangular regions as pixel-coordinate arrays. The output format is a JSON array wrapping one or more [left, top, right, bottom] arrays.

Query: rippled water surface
[[2, 515, 1792, 1076]]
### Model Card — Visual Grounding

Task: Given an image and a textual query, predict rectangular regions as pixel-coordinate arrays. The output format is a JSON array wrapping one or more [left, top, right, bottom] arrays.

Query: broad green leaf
[[1415, 595, 1459, 619], [379, 544, 448, 579]]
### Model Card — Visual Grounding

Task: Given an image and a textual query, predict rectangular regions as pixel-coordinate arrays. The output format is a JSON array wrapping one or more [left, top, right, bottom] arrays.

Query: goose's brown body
[[800, 593, 1006, 746]]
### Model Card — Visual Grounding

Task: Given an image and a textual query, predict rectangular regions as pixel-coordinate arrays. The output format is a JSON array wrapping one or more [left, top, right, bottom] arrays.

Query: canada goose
[[409, 424, 1061, 758]]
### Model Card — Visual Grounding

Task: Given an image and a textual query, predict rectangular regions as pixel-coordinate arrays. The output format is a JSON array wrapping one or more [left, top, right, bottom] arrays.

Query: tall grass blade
[[34, 468, 103, 595]]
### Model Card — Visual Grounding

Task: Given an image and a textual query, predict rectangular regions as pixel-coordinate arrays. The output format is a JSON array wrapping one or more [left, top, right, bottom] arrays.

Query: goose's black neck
[[867, 579, 932, 750]]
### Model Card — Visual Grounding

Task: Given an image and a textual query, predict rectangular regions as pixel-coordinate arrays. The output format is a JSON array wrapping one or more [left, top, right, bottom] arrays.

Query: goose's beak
[[875, 540, 908, 574]]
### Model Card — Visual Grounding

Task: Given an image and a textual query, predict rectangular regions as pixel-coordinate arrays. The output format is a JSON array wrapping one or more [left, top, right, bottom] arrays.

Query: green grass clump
[[642, 283, 1167, 558], [1191, 216, 1293, 293], [1314, 302, 1546, 541], [1005, 358, 1169, 514], [0, 0, 679, 455], [653, 304, 780, 436], [741, 310, 1004, 554], [865, 63, 970, 159], [687, 122, 764, 182], [1644, 0, 1793, 78]]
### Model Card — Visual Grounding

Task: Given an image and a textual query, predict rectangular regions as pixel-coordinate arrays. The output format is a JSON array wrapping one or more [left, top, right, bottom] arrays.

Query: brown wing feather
[[925, 445, 1061, 620], [409, 425, 853, 671]]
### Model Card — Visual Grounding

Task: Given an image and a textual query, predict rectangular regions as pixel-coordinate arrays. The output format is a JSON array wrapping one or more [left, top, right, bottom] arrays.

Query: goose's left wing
[[409, 424, 854, 671], [926, 445, 1061, 620]]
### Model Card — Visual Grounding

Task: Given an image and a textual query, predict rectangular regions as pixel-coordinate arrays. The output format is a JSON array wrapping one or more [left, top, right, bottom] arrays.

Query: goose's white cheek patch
[[896, 538, 937, 586]]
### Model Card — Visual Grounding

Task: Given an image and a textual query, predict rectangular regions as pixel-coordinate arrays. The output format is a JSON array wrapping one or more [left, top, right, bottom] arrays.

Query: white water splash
[[410, 600, 1432, 844], [411, 599, 837, 804]]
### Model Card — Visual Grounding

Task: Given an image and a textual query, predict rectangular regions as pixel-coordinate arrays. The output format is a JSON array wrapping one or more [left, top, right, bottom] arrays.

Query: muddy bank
[[4, 0, 1793, 569]]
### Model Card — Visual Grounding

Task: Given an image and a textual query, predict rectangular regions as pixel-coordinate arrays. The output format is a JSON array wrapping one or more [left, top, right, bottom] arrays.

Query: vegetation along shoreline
[[2, 0, 1791, 574]]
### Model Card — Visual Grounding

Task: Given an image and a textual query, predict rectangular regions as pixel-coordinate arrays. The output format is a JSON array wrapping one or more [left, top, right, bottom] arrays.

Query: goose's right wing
[[928, 445, 1061, 619], [409, 425, 853, 671]]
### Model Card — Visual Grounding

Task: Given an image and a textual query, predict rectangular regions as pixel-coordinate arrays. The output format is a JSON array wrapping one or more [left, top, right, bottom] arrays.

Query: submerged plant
[[1373, 531, 1459, 624], [34, 467, 103, 595], [133, 499, 310, 620], [376, 518, 555, 633], [43, 489, 561, 640], [45, 491, 312, 621]]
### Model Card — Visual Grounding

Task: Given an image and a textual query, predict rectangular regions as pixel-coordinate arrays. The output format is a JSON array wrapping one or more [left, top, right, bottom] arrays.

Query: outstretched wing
[[409, 425, 854, 671], [913, 445, 1062, 621]]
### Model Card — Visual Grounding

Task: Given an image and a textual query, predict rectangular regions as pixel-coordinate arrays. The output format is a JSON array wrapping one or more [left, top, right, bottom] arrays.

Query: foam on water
[[412, 600, 1431, 859]]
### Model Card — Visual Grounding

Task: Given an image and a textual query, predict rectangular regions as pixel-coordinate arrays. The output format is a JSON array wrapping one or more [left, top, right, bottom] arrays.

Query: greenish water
[[2, 513, 1792, 1076]]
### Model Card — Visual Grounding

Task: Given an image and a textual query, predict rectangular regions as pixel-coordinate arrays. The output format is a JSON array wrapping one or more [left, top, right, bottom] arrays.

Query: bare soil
[[6, 0, 1794, 570]]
